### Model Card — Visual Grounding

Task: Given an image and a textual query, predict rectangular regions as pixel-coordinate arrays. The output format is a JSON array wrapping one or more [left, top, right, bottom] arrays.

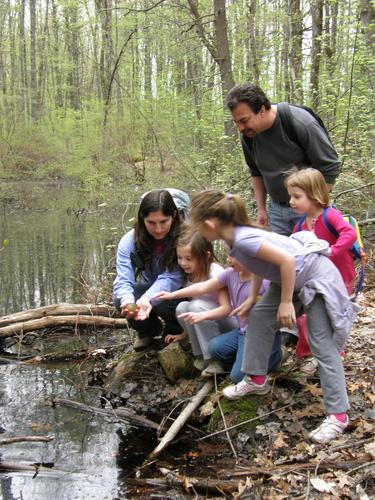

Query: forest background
[[0, 0, 374, 210]]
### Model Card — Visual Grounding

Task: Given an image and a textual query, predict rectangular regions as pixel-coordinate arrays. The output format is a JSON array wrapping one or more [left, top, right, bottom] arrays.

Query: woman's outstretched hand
[[277, 301, 296, 329], [135, 296, 152, 320]]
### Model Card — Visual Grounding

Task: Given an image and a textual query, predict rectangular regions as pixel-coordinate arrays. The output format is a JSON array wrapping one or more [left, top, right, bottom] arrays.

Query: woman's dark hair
[[225, 83, 271, 113], [135, 189, 180, 271]]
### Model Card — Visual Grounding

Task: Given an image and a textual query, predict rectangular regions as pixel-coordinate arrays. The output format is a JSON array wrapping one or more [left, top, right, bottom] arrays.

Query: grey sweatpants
[[242, 284, 349, 414], [176, 299, 237, 360]]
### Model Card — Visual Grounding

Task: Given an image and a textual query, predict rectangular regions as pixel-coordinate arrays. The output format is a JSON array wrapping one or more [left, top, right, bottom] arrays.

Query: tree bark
[[310, 0, 323, 109], [289, 0, 303, 102], [29, 0, 38, 120]]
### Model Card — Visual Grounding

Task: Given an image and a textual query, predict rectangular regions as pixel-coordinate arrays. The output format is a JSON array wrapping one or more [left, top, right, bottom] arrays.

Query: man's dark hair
[[225, 83, 271, 114]]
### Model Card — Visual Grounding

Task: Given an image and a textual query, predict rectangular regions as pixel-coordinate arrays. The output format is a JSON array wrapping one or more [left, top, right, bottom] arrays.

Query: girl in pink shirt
[[285, 168, 357, 370]]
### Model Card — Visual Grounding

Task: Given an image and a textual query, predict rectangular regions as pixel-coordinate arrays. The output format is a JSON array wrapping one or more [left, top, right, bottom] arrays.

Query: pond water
[[0, 181, 145, 499]]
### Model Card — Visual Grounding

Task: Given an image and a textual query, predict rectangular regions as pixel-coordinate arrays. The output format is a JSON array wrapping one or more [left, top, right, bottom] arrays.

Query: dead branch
[[23, 343, 128, 364], [130, 471, 240, 495], [48, 397, 159, 430], [0, 461, 60, 474], [223, 459, 370, 478], [333, 181, 375, 203], [149, 380, 214, 459], [0, 435, 54, 445], [0, 315, 128, 338], [0, 303, 118, 328]]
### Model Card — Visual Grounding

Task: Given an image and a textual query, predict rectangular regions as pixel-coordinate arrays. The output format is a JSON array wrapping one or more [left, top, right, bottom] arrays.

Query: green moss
[[207, 396, 262, 434]]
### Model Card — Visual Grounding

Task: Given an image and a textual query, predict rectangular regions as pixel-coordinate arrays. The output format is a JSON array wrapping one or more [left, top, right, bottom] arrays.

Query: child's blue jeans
[[207, 328, 282, 383]]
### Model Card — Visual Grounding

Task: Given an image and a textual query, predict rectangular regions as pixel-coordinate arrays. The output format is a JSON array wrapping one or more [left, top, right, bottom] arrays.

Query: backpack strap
[[296, 215, 307, 232], [322, 207, 339, 238], [277, 102, 299, 146]]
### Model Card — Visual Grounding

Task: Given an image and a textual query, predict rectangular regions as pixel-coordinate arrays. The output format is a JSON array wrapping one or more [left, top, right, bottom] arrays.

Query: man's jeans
[[268, 200, 301, 236], [207, 328, 282, 383]]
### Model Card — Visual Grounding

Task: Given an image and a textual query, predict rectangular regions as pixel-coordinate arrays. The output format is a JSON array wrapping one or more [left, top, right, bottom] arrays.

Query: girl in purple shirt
[[188, 189, 357, 444]]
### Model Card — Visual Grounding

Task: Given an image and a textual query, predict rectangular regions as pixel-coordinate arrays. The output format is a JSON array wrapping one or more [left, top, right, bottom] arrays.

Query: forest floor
[[91, 288, 375, 499], [0, 291, 373, 498]]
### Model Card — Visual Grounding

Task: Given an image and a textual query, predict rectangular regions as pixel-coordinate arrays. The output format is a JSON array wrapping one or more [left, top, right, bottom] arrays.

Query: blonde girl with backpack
[[285, 168, 357, 374]]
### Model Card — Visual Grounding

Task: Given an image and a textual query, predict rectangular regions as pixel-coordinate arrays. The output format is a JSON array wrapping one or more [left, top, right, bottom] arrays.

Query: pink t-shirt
[[293, 207, 357, 294]]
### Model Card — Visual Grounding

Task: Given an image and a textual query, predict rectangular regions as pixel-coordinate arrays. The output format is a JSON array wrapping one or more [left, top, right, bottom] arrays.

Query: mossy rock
[[207, 396, 262, 435], [157, 342, 195, 383], [104, 351, 145, 394]]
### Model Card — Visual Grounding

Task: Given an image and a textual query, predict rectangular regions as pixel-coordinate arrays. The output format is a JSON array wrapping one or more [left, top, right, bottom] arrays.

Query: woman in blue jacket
[[113, 189, 187, 350]]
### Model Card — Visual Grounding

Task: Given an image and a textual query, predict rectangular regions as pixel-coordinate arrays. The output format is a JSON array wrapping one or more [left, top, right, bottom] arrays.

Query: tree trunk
[[289, 0, 303, 102], [51, 0, 63, 108], [310, 0, 323, 109], [213, 0, 236, 138], [248, 0, 260, 85], [29, 0, 38, 120]]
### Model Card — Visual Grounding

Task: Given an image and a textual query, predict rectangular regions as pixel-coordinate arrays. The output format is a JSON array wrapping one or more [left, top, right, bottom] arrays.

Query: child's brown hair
[[284, 168, 330, 207], [177, 225, 215, 282], [190, 190, 256, 228]]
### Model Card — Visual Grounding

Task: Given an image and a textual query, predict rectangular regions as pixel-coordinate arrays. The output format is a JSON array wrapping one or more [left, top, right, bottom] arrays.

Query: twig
[[214, 374, 238, 459], [333, 182, 375, 203], [149, 380, 214, 459], [0, 435, 54, 445], [197, 402, 295, 441], [347, 460, 375, 475], [48, 397, 159, 430]]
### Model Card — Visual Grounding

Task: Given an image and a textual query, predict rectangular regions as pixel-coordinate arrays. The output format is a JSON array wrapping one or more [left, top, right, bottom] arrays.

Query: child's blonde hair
[[190, 190, 256, 228], [284, 168, 330, 207], [177, 225, 215, 282]]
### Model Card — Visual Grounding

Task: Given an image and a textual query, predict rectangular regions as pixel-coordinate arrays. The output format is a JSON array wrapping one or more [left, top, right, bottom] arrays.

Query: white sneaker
[[300, 356, 318, 375], [193, 356, 207, 371], [223, 376, 270, 400], [309, 415, 349, 444], [201, 360, 227, 378]]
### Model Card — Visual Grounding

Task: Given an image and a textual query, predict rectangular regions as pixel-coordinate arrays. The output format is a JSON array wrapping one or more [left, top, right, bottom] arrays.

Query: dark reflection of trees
[[0, 208, 118, 315]]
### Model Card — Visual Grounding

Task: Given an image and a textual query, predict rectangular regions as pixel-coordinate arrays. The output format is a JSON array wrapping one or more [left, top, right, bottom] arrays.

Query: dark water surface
[[0, 181, 140, 499]]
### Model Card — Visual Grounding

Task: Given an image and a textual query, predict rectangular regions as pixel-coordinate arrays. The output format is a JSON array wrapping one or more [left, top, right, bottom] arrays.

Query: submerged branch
[[0, 435, 54, 445], [48, 397, 159, 430]]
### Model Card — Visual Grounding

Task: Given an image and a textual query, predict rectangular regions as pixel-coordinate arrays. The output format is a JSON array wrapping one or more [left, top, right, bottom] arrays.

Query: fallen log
[[49, 397, 159, 430], [0, 435, 54, 445], [0, 303, 118, 327], [149, 380, 213, 459], [0, 315, 128, 338], [23, 343, 128, 364], [129, 476, 241, 495]]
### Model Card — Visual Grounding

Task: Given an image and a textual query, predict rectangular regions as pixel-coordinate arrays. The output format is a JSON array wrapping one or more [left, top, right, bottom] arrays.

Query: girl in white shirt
[[166, 227, 236, 374]]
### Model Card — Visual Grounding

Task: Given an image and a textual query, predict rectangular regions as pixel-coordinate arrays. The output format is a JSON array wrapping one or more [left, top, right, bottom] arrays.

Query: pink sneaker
[[223, 376, 270, 400], [309, 415, 349, 444]]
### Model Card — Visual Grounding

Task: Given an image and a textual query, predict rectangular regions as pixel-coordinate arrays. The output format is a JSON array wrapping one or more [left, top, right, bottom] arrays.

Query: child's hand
[[165, 331, 188, 343], [177, 311, 206, 325], [277, 302, 296, 329], [231, 298, 255, 319], [153, 291, 175, 301]]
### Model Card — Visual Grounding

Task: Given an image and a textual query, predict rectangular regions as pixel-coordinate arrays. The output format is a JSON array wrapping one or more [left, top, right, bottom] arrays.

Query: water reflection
[[0, 361, 123, 499], [0, 181, 140, 498], [0, 181, 136, 315]]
